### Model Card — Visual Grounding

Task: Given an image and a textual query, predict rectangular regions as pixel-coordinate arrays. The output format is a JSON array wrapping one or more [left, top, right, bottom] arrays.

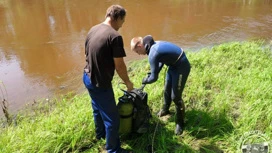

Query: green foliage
[[0, 41, 271, 153]]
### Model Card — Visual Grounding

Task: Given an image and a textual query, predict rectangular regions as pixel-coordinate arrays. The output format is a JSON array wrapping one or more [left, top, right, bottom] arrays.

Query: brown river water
[[0, 0, 272, 116]]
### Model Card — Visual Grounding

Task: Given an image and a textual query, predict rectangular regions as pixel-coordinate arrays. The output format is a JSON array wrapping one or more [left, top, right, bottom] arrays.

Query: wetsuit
[[142, 35, 191, 131]]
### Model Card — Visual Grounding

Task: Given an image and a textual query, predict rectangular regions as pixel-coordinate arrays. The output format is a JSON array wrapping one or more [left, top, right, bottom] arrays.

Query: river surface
[[0, 0, 272, 116]]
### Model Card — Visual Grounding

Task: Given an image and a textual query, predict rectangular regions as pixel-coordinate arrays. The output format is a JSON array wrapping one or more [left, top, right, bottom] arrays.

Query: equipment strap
[[120, 112, 134, 118]]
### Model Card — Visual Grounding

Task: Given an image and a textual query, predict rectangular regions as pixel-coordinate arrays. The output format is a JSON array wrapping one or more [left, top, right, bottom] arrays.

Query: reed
[[0, 81, 11, 125]]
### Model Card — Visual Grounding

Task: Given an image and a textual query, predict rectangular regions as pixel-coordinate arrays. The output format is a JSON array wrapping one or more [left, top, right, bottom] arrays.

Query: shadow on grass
[[76, 102, 233, 153], [73, 108, 233, 152], [67, 110, 232, 153], [184, 109, 234, 139], [120, 118, 196, 153], [199, 144, 224, 153], [164, 108, 233, 153]]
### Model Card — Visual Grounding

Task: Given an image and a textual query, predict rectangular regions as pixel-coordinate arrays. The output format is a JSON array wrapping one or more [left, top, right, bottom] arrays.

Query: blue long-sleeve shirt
[[145, 41, 183, 84]]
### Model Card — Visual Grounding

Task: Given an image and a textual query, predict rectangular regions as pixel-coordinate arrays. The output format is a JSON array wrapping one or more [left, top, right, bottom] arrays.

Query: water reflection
[[0, 0, 271, 115]]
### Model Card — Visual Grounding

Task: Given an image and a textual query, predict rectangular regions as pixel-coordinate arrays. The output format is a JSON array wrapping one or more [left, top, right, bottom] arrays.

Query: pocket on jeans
[[83, 73, 91, 87]]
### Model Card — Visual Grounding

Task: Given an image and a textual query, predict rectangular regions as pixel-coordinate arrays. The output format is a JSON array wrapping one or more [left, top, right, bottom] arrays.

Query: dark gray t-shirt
[[84, 23, 126, 88]]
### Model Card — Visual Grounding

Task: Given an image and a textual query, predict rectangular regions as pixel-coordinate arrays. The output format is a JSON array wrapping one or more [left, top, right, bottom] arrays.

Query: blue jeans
[[83, 72, 121, 153]]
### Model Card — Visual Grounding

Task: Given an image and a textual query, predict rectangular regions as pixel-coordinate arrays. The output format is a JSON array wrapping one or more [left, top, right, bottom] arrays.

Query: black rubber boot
[[174, 100, 185, 135], [157, 109, 170, 117], [158, 86, 172, 117], [175, 124, 183, 135], [157, 103, 171, 117], [119, 148, 133, 153]]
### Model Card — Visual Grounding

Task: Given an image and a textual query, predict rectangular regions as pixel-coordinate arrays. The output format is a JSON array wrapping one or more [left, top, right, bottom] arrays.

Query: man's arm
[[142, 54, 161, 84], [158, 62, 164, 72], [114, 57, 134, 91]]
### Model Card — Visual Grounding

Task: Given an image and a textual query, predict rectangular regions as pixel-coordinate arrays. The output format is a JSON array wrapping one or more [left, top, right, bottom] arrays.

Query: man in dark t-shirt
[[84, 24, 126, 88], [83, 5, 134, 153]]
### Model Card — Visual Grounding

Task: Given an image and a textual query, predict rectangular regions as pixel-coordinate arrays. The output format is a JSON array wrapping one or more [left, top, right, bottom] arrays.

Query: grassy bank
[[0, 41, 271, 153]]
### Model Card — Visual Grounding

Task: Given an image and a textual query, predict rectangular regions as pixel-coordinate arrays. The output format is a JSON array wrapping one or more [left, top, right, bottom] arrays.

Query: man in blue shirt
[[130, 35, 191, 135]]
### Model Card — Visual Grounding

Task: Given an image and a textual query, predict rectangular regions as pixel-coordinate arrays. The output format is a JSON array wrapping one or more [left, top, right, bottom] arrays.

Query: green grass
[[0, 41, 271, 153]]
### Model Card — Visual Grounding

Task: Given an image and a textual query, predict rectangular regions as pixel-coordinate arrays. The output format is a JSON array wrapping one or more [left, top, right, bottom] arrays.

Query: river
[[0, 0, 271, 116]]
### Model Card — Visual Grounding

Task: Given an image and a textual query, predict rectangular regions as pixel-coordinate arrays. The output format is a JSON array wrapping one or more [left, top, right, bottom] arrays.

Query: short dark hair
[[105, 5, 126, 21]]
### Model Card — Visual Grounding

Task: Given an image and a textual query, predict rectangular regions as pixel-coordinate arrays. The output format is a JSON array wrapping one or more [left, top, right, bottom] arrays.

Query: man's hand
[[125, 81, 134, 92]]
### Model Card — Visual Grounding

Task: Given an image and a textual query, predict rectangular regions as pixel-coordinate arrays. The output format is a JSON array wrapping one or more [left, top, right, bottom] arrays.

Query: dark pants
[[164, 53, 191, 111], [83, 72, 121, 153]]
